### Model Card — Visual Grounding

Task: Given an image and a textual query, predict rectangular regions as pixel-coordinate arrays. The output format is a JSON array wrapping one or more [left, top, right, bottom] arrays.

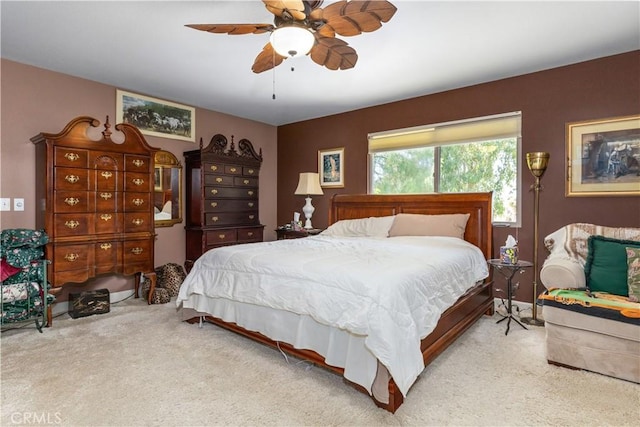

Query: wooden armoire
[[184, 134, 264, 266], [31, 116, 158, 299]]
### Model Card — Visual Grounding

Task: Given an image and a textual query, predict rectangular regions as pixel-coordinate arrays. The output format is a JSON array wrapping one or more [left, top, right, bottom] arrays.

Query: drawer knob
[[65, 220, 80, 229], [249, 215, 255, 220], [211, 216, 219, 222], [132, 198, 144, 206], [230, 167, 237, 173], [101, 171, 113, 179], [100, 214, 112, 221], [100, 192, 113, 200], [247, 232, 254, 237], [248, 169, 254, 175], [248, 190, 254, 196], [64, 253, 79, 262], [132, 178, 144, 186], [216, 177, 223, 183], [210, 202, 218, 208], [131, 247, 143, 255], [211, 189, 218, 195], [132, 159, 145, 167], [243, 179, 250, 185], [210, 165, 218, 171], [248, 202, 254, 208], [132, 218, 144, 226], [64, 197, 80, 206], [218, 234, 226, 240], [100, 243, 112, 250], [65, 174, 80, 184], [64, 152, 80, 162]]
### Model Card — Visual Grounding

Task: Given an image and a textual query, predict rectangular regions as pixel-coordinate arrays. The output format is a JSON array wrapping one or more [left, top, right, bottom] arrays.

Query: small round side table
[[487, 259, 533, 335]]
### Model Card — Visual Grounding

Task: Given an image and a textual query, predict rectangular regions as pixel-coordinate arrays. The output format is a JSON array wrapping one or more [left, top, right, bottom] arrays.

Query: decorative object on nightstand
[[488, 259, 533, 335], [521, 151, 550, 327], [275, 227, 324, 240], [294, 172, 323, 230]]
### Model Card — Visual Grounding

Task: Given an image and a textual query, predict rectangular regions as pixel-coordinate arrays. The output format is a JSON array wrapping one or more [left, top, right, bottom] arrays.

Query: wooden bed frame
[[186, 193, 494, 413]]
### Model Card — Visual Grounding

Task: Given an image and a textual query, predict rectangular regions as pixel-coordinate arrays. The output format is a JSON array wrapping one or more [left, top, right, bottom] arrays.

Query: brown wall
[[0, 59, 278, 299], [277, 51, 640, 304]]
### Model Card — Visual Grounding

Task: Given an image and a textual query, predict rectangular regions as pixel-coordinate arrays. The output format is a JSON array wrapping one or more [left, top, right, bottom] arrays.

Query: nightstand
[[275, 228, 324, 240]]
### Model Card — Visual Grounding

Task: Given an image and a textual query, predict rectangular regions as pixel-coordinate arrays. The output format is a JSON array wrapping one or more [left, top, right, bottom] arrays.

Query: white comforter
[[176, 235, 489, 395]]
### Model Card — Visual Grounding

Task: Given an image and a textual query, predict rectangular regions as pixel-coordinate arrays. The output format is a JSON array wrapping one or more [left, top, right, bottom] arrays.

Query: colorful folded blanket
[[539, 288, 640, 325]]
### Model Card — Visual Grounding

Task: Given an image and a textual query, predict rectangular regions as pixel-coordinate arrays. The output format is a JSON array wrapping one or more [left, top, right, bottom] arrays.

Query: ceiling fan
[[186, 0, 397, 73]]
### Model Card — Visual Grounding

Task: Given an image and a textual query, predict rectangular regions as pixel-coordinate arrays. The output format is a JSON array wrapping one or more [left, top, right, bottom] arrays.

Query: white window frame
[[367, 112, 523, 226]]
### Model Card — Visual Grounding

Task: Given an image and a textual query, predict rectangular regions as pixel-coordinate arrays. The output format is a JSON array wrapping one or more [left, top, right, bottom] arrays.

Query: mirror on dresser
[[154, 150, 183, 227]]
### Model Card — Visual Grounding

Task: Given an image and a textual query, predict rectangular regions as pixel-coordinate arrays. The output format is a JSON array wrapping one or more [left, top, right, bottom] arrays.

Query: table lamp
[[294, 172, 324, 229]]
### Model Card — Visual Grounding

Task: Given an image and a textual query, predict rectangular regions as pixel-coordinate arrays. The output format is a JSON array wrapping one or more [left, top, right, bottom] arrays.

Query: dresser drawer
[[55, 167, 90, 191], [125, 155, 151, 172], [94, 241, 121, 275], [54, 191, 91, 213], [234, 176, 258, 187], [53, 243, 93, 273], [93, 169, 121, 191], [224, 165, 242, 175], [122, 239, 154, 275], [95, 191, 120, 211], [89, 151, 123, 171], [237, 226, 263, 243], [123, 212, 152, 233], [243, 166, 259, 177], [205, 186, 257, 199], [203, 162, 222, 174], [204, 199, 257, 212], [53, 213, 92, 237], [124, 171, 152, 192], [205, 211, 259, 226], [54, 147, 89, 168], [95, 212, 122, 234], [204, 174, 234, 186], [205, 229, 238, 246], [123, 192, 151, 211]]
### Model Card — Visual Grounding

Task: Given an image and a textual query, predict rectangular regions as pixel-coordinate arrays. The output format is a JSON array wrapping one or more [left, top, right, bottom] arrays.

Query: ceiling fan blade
[[310, 36, 358, 71], [319, 0, 397, 36], [252, 42, 287, 73], [263, 0, 307, 21], [185, 23, 274, 35]]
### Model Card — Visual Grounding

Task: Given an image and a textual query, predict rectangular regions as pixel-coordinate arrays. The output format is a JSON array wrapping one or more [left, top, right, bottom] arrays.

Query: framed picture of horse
[[116, 90, 195, 142], [566, 114, 640, 197]]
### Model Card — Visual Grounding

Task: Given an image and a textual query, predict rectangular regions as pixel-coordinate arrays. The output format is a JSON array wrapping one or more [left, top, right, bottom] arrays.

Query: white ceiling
[[1, 1, 639, 126]]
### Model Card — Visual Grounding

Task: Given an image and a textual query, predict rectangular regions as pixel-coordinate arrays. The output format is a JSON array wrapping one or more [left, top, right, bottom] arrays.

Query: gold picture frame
[[566, 114, 640, 197], [116, 89, 195, 142], [318, 147, 345, 188]]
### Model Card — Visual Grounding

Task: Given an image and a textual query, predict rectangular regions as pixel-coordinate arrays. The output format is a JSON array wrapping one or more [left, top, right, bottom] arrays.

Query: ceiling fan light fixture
[[270, 26, 315, 58]]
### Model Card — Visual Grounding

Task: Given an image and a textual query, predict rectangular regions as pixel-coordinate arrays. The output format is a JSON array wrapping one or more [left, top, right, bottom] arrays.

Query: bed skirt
[[179, 297, 394, 404]]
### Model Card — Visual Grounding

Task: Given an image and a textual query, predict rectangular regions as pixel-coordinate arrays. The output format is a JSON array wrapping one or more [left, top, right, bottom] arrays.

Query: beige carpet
[[1, 298, 638, 426]]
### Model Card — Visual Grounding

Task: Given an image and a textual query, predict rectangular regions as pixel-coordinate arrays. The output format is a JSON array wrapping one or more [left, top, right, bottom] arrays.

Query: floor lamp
[[521, 152, 549, 327]]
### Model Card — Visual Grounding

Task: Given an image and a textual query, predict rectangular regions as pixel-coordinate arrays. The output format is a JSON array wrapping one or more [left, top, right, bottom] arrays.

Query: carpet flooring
[[1, 297, 638, 426]]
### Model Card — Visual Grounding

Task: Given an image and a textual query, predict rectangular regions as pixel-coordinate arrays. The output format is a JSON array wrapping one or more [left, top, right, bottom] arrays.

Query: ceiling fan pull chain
[[272, 49, 276, 100]]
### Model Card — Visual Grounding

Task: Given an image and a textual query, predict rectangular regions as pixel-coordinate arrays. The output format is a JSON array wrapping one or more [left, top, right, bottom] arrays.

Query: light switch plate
[[14, 198, 24, 211], [0, 198, 10, 211]]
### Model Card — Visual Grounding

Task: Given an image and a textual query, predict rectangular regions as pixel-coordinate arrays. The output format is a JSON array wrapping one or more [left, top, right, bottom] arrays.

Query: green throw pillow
[[585, 236, 640, 297], [627, 247, 640, 302]]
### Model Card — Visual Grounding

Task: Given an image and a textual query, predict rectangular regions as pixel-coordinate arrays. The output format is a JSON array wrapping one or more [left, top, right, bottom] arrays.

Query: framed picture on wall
[[115, 89, 195, 142], [566, 114, 640, 197], [318, 147, 345, 188]]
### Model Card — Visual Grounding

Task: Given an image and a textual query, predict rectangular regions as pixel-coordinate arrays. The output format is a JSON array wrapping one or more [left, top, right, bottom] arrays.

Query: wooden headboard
[[329, 193, 493, 259]]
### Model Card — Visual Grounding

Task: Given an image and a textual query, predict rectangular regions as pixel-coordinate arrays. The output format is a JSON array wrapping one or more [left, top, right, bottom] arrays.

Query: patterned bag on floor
[[154, 263, 186, 297], [141, 277, 171, 304]]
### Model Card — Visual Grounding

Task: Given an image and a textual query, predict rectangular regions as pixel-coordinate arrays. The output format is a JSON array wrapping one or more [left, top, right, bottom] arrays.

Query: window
[[368, 112, 522, 225]]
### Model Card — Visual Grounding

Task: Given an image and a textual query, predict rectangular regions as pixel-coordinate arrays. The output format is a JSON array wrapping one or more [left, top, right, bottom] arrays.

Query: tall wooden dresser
[[31, 116, 158, 300], [184, 134, 264, 266]]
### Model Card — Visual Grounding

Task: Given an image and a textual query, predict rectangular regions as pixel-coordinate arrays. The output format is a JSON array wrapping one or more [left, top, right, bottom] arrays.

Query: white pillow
[[321, 216, 395, 238]]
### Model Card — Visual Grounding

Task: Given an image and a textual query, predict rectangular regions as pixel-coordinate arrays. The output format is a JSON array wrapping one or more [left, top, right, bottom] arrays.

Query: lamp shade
[[270, 26, 315, 58], [294, 172, 323, 196], [526, 152, 550, 178]]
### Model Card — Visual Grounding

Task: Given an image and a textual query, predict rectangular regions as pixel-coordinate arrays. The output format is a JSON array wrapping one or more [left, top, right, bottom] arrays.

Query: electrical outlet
[[0, 198, 10, 211], [14, 198, 25, 211]]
